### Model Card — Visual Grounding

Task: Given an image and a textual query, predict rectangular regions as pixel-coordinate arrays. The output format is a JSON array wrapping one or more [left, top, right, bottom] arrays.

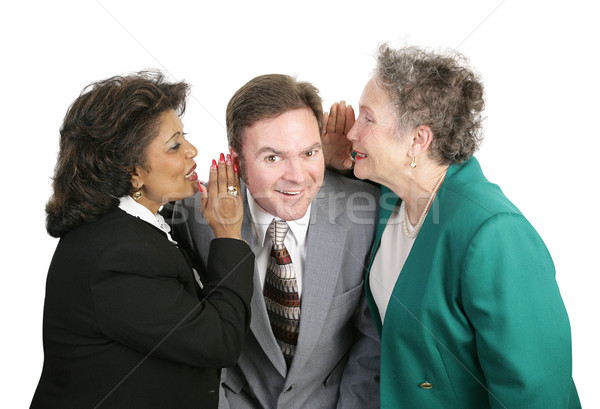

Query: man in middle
[[171, 74, 380, 409]]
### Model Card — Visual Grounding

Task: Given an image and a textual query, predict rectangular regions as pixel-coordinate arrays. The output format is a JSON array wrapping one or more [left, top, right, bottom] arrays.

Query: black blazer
[[31, 208, 254, 409]]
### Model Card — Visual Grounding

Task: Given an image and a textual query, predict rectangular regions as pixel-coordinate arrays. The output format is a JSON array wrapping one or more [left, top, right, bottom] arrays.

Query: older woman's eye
[[359, 112, 373, 123], [170, 143, 181, 151]]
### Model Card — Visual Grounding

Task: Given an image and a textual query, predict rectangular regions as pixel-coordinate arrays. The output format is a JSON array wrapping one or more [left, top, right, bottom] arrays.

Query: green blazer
[[365, 157, 580, 409]]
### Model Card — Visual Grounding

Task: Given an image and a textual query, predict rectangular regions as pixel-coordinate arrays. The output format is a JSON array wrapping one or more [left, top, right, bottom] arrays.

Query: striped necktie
[[263, 219, 300, 365]]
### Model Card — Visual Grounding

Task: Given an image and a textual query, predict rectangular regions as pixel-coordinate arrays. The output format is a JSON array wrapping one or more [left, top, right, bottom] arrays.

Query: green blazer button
[[419, 381, 434, 389]]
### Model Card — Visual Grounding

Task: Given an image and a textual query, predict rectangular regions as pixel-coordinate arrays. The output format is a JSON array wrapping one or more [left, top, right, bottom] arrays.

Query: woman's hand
[[199, 154, 243, 240], [322, 101, 355, 170]]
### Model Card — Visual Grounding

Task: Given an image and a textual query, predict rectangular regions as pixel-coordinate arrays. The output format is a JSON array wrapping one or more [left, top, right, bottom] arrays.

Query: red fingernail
[[212, 159, 217, 169], [197, 181, 203, 192], [219, 153, 225, 163], [234, 164, 238, 173]]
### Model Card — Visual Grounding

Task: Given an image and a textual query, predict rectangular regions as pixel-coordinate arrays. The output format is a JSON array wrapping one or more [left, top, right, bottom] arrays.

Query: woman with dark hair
[[31, 71, 254, 409], [323, 45, 580, 408]]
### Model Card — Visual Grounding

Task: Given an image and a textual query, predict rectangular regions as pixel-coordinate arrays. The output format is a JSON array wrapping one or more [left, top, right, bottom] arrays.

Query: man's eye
[[266, 155, 278, 162], [305, 150, 316, 157]]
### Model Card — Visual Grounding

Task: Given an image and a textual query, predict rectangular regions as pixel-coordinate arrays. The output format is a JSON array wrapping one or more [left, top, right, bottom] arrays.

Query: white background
[[1, 0, 598, 407]]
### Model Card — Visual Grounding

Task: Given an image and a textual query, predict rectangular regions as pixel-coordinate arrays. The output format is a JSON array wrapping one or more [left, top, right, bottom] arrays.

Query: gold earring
[[410, 156, 417, 168], [133, 190, 143, 201]]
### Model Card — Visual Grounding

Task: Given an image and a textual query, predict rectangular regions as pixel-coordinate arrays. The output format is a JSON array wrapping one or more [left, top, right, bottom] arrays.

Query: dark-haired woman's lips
[[353, 150, 368, 161], [185, 164, 198, 181]]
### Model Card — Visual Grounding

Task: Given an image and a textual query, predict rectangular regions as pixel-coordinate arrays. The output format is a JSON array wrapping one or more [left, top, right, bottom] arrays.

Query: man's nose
[[282, 158, 306, 184]]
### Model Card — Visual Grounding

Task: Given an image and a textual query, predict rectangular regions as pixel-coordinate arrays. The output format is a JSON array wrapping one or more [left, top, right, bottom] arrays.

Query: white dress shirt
[[247, 188, 311, 298]]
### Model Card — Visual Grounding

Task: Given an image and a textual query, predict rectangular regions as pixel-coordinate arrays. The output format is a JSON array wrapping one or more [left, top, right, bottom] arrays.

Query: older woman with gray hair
[[323, 44, 580, 408]]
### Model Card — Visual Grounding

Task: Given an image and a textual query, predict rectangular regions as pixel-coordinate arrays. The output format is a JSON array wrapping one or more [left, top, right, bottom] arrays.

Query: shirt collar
[[118, 196, 177, 244], [246, 187, 311, 247]]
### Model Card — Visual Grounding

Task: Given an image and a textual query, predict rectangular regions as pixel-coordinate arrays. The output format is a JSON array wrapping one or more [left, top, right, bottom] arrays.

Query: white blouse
[[118, 196, 177, 244], [369, 201, 416, 323]]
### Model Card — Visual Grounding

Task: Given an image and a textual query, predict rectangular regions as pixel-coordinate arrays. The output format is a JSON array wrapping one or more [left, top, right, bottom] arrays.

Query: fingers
[[202, 159, 218, 213], [203, 153, 244, 239], [196, 180, 205, 194], [226, 153, 236, 191], [326, 102, 338, 135], [208, 159, 218, 197], [197, 179, 207, 206], [344, 104, 355, 135], [335, 101, 347, 136], [325, 101, 353, 138], [207, 153, 238, 199], [216, 152, 227, 196], [322, 111, 329, 136], [200, 186, 208, 214]]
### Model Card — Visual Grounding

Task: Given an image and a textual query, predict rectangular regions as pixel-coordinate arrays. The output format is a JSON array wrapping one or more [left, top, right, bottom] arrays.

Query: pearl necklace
[[401, 169, 448, 239]]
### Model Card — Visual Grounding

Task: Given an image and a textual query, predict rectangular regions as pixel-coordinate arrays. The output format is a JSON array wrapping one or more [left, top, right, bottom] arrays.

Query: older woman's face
[[132, 109, 198, 214], [347, 78, 408, 184]]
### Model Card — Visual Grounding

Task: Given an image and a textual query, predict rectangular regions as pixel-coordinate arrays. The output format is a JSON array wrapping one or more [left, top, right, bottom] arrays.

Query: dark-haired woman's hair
[[375, 44, 485, 165], [46, 71, 189, 237]]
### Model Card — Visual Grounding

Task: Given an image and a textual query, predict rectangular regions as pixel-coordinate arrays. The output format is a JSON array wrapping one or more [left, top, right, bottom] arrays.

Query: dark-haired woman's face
[[132, 109, 198, 214]]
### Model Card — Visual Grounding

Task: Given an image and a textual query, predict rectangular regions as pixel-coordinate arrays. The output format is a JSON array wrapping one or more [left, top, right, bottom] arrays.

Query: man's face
[[232, 108, 325, 221]]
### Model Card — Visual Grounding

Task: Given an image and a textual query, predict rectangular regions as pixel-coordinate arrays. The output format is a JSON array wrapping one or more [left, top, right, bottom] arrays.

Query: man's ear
[[410, 124, 434, 157]]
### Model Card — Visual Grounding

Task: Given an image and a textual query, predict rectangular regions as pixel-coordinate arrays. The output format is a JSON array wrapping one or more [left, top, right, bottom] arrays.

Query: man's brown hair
[[225, 74, 323, 180]]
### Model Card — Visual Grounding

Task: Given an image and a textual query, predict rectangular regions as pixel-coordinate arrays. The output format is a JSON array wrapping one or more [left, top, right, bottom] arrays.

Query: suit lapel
[[249, 269, 288, 376]]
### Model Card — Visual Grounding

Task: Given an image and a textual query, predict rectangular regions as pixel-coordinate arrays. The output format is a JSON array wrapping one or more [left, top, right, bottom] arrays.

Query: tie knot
[[268, 219, 289, 248]]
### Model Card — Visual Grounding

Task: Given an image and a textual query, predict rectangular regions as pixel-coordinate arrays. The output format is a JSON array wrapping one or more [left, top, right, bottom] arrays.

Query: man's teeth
[[277, 190, 301, 195]]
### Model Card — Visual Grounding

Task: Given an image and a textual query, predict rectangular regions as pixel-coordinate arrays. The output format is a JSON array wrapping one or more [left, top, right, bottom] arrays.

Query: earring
[[410, 156, 417, 168], [133, 190, 143, 201]]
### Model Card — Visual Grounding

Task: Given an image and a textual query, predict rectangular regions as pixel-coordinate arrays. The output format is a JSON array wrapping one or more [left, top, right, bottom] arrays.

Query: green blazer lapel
[[364, 162, 464, 335], [370, 159, 472, 333]]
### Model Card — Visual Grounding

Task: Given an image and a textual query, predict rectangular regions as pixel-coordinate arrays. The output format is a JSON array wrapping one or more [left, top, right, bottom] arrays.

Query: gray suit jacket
[[170, 170, 380, 409]]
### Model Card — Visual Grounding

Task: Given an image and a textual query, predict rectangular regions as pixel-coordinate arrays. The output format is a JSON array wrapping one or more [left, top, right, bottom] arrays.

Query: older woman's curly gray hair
[[375, 44, 485, 164]]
